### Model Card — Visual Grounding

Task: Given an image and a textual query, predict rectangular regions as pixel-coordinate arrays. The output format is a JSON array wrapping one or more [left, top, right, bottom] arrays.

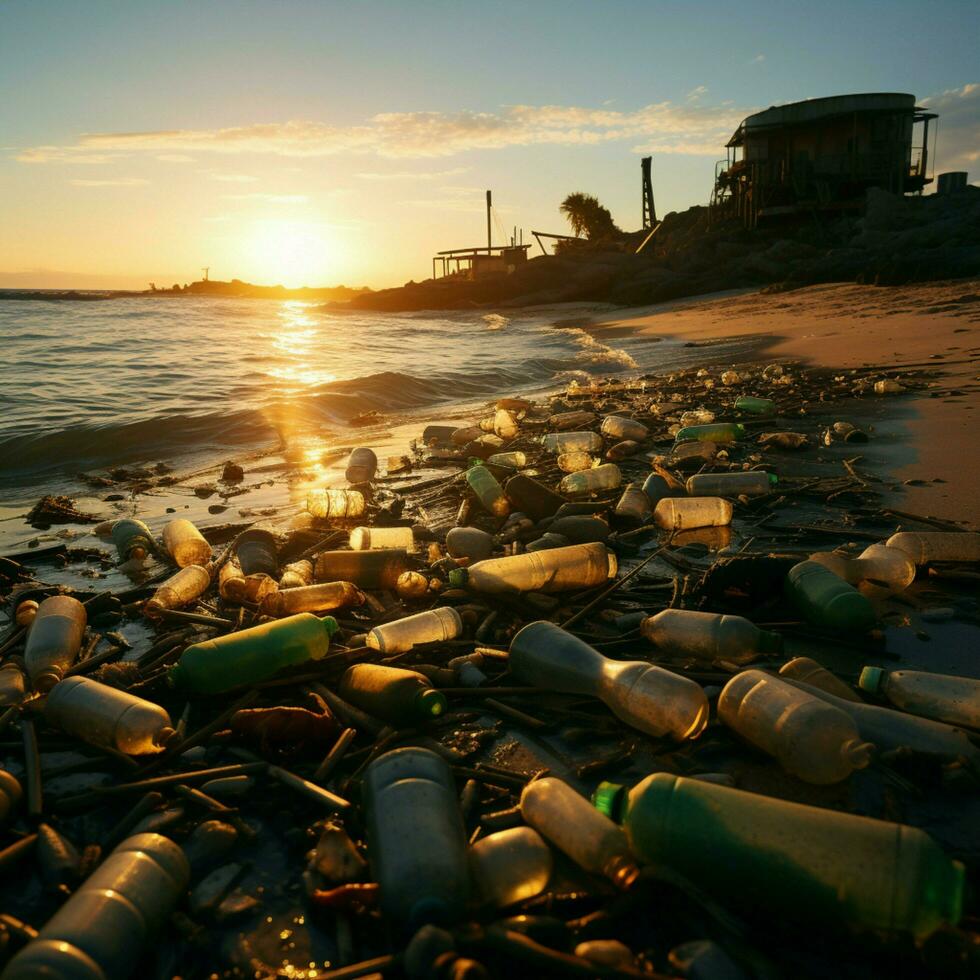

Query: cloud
[[157, 154, 194, 163], [69, 177, 149, 187], [750, 54, 765, 64], [209, 173, 259, 183], [355, 167, 469, 180], [224, 192, 309, 203], [686, 86, 708, 102], [15, 146, 118, 164], [920, 82, 980, 173]]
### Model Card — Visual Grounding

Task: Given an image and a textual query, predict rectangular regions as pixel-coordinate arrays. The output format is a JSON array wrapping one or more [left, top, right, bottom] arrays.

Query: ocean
[[0, 296, 755, 506]]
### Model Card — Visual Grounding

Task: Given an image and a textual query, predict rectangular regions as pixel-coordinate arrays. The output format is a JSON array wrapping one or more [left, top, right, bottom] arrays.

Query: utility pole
[[201, 267, 210, 282], [486, 191, 492, 251], [641, 157, 657, 229]]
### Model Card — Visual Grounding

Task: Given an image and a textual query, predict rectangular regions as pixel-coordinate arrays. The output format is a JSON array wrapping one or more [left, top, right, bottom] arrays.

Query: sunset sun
[[244, 218, 336, 287]]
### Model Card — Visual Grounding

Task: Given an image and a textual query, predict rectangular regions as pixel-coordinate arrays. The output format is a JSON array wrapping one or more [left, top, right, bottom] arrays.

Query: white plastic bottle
[[307, 488, 366, 519], [45, 676, 176, 755], [541, 431, 603, 454], [366, 607, 463, 654], [654, 497, 732, 530], [718, 670, 874, 784], [519, 777, 638, 888], [600, 416, 648, 442], [259, 581, 365, 617], [686, 472, 776, 497], [858, 667, 980, 729], [349, 526, 415, 552], [448, 542, 617, 594], [469, 827, 553, 908], [560, 463, 622, 496], [161, 518, 211, 567], [808, 543, 916, 596], [640, 609, 783, 665], [144, 565, 211, 618], [885, 531, 980, 565]]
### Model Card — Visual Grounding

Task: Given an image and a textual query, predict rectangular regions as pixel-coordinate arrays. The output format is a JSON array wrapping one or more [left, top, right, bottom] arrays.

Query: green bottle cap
[[734, 423, 746, 438], [757, 629, 784, 654], [320, 616, 339, 638], [768, 473, 779, 486], [857, 666, 885, 694], [447, 568, 468, 588], [415, 688, 448, 719], [591, 780, 627, 823]]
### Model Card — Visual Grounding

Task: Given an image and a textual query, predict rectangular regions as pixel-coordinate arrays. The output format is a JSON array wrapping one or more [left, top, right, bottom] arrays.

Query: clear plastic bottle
[[487, 451, 526, 469], [597, 772, 964, 939], [735, 395, 775, 415], [557, 451, 595, 473], [363, 748, 468, 929], [448, 542, 617, 594], [779, 657, 861, 702], [279, 559, 314, 589], [2, 833, 190, 979], [145, 564, 211, 619], [654, 497, 732, 530], [641, 472, 674, 505], [314, 549, 412, 590], [307, 488, 366, 519], [858, 667, 980, 729], [808, 543, 915, 596], [168, 613, 338, 694], [469, 827, 552, 908], [674, 422, 745, 444], [45, 676, 176, 755], [259, 581, 365, 617], [218, 558, 278, 605], [466, 465, 510, 517], [885, 531, 980, 565], [161, 518, 211, 567], [504, 474, 565, 521], [541, 431, 604, 454], [111, 518, 155, 562], [718, 670, 874, 784], [366, 607, 463, 654], [686, 472, 777, 497], [340, 664, 448, 726], [785, 561, 875, 630], [560, 463, 622, 496], [600, 416, 648, 442], [548, 410, 597, 430], [349, 526, 415, 552], [0, 660, 27, 706], [446, 526, 495, 561], [519, 777, 638, 889], [510, 621, 708, 739], [24, 595, 87, 691], [613, 484, 652, 523], [345, 447, 378, 484], [640, 609, 782, 665]]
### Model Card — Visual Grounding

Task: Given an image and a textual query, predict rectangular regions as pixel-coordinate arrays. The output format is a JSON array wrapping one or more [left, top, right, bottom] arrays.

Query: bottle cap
[[415, 688, 448, 719], [320, 616, 340, 638], [34, 669, 62, 693], [768, 473, 779, 486], [591, 780, 627, 823], [447, 568, 469, 588], [757, 630, 784, 655], [734, 423, 746, 437], [843, 739, 875, 770], [857, 665, 885, 694]]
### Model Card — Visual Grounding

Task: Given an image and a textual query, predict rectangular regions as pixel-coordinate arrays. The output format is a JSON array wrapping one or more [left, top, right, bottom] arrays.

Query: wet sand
[[589, 279, 980, 523]]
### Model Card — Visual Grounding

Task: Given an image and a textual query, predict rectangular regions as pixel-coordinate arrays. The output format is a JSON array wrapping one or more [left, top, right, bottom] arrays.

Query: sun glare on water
[[245, 219, 335, 287]]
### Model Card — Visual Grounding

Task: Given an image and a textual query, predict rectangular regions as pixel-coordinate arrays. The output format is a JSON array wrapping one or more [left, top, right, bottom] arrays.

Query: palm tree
[[560, 192, 619, 240]]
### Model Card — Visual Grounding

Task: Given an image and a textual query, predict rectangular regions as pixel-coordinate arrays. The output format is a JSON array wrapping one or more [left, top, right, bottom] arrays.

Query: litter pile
[[1, 360, 978, 979]]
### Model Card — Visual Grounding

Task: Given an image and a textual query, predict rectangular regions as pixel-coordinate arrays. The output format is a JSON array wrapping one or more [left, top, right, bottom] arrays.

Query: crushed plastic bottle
[[111, 518, 154, 562], [640, 609, 782, 664], [686, 472, 777, 497], [448, 542, 616, 594], [349, 526, 415, 552], [560, 463, 622, 496], [307, 488, 366, 519], [45, 676, 176, 755], [674, 422, 745, 444], [24, 595, 87, 692], [161, 518, 211, 567], [510, 621, 708, 739], [259, 581, 365, 617], [858, 666, 980, 729], [557, 451, 595, 473], [279, 559, 314, 589], [466, 465, 511, 517], [541, 431, 604, 454], [600, 416, 648, 441], [785, 560, 875, 630], [345, 447, 378, 484], [885, 531, 980, 565], [493, 408, 520, 439], [218, 558, 277, 605], [469, 827, 552, 908], [340, 664, 448, 725], [397, 570, 431, 599], [145, 564, 211, 619], [366, 607, 463, 654], [654, 497, 733, 530], [314, 549, 412, 590], [778, 657, 861, 702], [874, 379, 905, 395], [718, 669, 874, 784], [594, 772, 963, 939]]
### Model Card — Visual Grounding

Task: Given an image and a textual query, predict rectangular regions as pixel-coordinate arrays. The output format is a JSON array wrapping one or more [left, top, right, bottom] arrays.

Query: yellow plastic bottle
[[161, 518, 211, 567], [144, 565, 211, 619], [448, 542, 616, 594], [259, 581, 365, 617], [654, 497, 732, 530]]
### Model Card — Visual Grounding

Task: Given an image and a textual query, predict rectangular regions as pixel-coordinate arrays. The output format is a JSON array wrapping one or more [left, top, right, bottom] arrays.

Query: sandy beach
[[590, 277, 980, 524]]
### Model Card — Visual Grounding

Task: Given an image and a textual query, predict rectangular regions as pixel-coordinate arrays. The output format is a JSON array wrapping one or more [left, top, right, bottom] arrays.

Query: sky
[[1, 0, 977, 290]]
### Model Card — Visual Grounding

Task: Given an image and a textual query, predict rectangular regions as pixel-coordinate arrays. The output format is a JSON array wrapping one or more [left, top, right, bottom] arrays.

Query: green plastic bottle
[[594, 772, 964, 939], [338, 664, 448, 726], [785, 560, 875, 630], [734, 395, 775, 415], [674, 422, 745, 444], [168, 613, 338, 694], [466, 465, 510, 517]]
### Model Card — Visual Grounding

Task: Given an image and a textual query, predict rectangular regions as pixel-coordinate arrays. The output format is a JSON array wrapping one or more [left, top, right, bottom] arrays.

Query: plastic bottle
[[560, 463, 622, 496], [614, 484, 652, 523], [519, 777, 638, 889], [654, 497, 732, 531], [785, 561, 875, 630], [446, 526, 495, 562], [735, 395, 775, 415], [779, 657, 861, 702], [674, 422, 745, 444], [596, 772, 963, 939], [541, 431, 604, 454], [493, 408, 520, 440], [145, 564, 211, 619], [0, 660, 27, 706], [466, 465, 510, 517], [366, 607, 463, 654], [235, 528, 279, 577], [686, 472, 777, 497], [259, 581, 364, 617], [526, 533, 571, 552], [641, 472, 674, 505], [600, 416, 648, 442], [858, 667, 980, 729], [162, 518, 211, 567], [345, 447, 378, 484], [487, 451, 526, 469], [885, 531, 980, 565], [504, 474, 565, 521], [363, 748, 468, 929], [718, 670, 874, 784], [510, 621, 708, 739], [558, 451, 595, 473], [279, 559, 314, 589], [341, 663, 448, 726], [449, 542, 616, 594], [45, 676, 176, 755], [168, 613, 338, 694], [808, 543, 915, 596], [640, 609, 782, 665], [2, 833, 190, 979], [24, 595, 87, 692], [307, 488, 366, 519], [313, 549, 412, 590], [218, 558, 278, 605], [545, 516, 610, 543], [548, 410, 597, 430], [469, 827, 552, 908], [397, 570, 432, 599], [0, 770, 22, 825], [111, 518, 154, 562], [349, 525, 415, 552]]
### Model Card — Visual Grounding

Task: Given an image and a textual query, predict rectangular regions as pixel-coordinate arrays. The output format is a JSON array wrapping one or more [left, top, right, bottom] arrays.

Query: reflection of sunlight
[[267, 301, 336, 388]]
